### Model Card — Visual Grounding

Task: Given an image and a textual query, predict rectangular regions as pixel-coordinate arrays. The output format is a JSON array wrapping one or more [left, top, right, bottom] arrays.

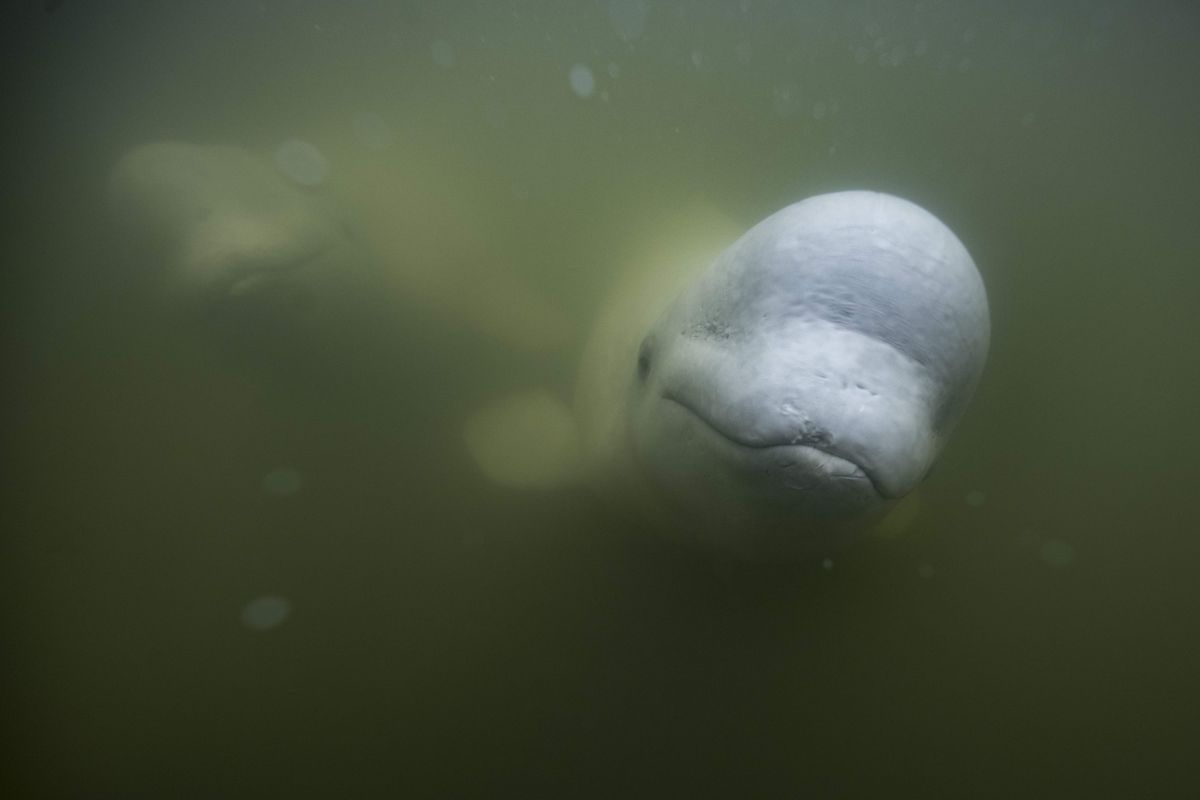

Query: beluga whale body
[[466, 191, 990, 561]]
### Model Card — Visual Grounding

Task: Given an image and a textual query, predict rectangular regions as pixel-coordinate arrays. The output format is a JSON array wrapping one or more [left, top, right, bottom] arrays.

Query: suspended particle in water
[[691, 50, 703, 69], [607, 61, 621, 78], [608, 0, 647, 42], [821, 558, 834, 572], [1039, 539, 1076, 568], [352, 111, 393, 150], [1021, 112, 1037, 128], [772, 84, 798, 117], [965, 489, 986, 508], [569, 64, 596, 99], [262, 467, 303, 497], [274, 139, 329, 187], [812, 101, 828, 120], [241, 595, 291, 631], [431, 39, 456, 68], [484, 98, 509, 129], [918, 563, 936, 579], [1015, 529, 1041, 552]]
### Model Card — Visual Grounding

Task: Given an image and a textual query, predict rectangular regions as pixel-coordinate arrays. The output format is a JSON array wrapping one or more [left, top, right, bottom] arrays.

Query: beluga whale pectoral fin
[[463, 389, 584, 491], [462, 200, 745, 495]]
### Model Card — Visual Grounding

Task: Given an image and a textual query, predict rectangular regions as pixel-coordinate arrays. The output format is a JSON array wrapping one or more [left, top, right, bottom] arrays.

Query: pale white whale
[[107, 139, 571, 357], [107, 141, 365, 332], [467, 191, 990, 561]]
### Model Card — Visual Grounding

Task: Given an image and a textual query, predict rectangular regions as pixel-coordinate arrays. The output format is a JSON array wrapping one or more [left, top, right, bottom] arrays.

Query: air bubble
[[352, 112, 393, 150], [274, 139, 329, 187], [569, 64, 596, 99], [263, 467, 303, 497], [1039, 539, 1076, 568], [608, 0, 647, 42], [241, 595, 291, 631], [431, 40, 456, 68]]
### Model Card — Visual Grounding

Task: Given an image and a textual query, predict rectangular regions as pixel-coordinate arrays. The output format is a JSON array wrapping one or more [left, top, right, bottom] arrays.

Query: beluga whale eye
[[636, 337, 653, 382]]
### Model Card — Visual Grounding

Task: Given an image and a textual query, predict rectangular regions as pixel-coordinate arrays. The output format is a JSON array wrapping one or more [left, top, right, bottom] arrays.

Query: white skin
[[577, 191, 989, 560]]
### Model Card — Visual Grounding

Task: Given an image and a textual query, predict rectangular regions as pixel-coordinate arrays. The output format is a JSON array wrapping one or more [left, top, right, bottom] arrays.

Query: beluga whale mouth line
[[660, 391, 886, 499], [224, 243, 332, 298]]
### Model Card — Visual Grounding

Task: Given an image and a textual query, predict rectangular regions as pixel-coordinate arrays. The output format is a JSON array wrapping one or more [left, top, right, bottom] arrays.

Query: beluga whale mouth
[[659, 390, 886, 499]]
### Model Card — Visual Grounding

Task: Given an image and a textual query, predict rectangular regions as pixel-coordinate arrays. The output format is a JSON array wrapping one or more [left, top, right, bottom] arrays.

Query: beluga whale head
[[613, 191, 989, 559], [466, 191, 990, 562], [107, 141, 365, 336]]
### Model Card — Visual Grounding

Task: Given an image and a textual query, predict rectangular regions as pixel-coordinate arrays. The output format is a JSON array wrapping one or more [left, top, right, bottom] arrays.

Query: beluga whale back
[[467, 191, 990, 561]]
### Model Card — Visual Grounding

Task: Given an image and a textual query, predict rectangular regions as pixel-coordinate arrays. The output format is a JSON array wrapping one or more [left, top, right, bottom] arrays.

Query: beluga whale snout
[[468, 191, 990, 561]]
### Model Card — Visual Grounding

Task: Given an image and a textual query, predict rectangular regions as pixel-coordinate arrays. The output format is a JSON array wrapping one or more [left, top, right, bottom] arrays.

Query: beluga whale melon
[[468, 191, 990, 561]]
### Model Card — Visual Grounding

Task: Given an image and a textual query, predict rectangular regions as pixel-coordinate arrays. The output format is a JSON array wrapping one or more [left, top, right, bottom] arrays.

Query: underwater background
[[3, 1, 1199, 797]]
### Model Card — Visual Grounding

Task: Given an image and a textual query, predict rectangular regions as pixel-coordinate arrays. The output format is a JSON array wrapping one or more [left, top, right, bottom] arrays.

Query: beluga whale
[[107, 138, 571, 366], [106, 141, 369, 344], [465, 191, 990, 561]]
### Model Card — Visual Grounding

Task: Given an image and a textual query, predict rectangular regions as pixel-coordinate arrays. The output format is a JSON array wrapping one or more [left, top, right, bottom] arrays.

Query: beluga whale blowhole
[[467, 191, 990, 561]]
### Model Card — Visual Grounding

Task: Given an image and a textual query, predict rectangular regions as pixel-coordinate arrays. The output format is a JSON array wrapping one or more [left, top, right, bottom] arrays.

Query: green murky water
[[4, 1, 1199, 797]]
